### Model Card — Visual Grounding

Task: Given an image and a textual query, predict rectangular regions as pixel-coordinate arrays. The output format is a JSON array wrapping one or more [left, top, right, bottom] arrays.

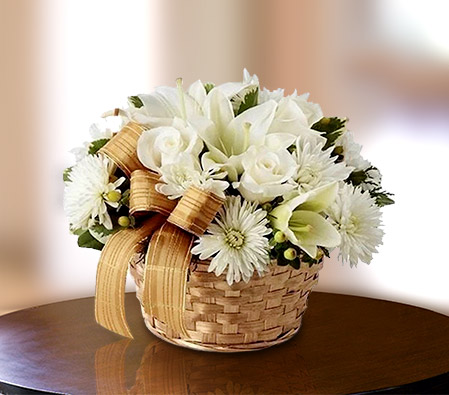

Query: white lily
[[269, 182, 341, 258], [199, 88, 278, 180], [127, 81, 203, 127], [215, 69, 259, 112]]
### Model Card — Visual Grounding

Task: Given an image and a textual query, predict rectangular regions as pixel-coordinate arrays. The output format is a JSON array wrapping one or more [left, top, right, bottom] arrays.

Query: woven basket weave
[[129, 254, 322, 352]]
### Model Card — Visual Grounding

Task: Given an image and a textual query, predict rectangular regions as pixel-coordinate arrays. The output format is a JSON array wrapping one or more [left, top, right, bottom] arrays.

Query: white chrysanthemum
[[326, 183, 384, 267], [337, 132, 371, 171], [259, 87, 285, 103], [63, 155, 125, 230], [292, 138, 353, 193], [156, 154, 229, 199], [191, 196, 271, 285]]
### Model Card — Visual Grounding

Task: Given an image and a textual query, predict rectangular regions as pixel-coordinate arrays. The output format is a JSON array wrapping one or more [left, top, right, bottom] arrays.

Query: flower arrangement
[[64, 70, 392, 279], [63, 70, 393, 348]]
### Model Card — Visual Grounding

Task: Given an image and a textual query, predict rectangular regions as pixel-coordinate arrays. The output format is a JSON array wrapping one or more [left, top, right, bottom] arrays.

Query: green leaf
[[77, 231, 104, 250], [348, 170, 368, 186], [128, 95, 144, 108], [312, 117, 347, 150], [71, 228, 84, 236], [88, 139, 110, 155], [370, 191, 395, 207], [204, 82, 215, 94], [63, 167, 72, 182], [120, 189, 130, 207], [234, 87, 259, 116], [89, 224, 116, 237]]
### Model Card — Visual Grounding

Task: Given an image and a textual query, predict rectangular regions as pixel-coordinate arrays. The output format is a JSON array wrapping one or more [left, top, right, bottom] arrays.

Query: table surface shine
[[0, 292, 448, 395]]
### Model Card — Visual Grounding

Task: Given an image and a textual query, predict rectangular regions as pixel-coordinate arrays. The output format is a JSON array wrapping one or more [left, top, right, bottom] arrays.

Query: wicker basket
[[129, 254, 322, 352]]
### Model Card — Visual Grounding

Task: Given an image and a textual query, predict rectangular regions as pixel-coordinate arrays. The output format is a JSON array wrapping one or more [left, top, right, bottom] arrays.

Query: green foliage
[[90, 224, 117, 237], [120, 189, 130, 207], [204, 82, 215, 94], [88, 139, 110, 155], [70, 228, 85, 236], [370, 189, 395, 207], [233, 87, 259, 116], [63, 167, 72, 182], [348, 170, 367, 186], [128, 95, 144, 108], [312, 117, 347, 150], [346, 166, 395, 207], [269, 235, 321, 269], [77, 230, 104, 250]]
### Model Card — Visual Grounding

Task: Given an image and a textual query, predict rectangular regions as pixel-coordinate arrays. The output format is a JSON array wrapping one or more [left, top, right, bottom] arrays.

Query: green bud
[[261, 202, 272, 212], [106, 190, 122, 203], [284, 248, 297, 261], [320, 117, 330, 125], [274, 231, 287, 243], [118, 216, 130, 227]]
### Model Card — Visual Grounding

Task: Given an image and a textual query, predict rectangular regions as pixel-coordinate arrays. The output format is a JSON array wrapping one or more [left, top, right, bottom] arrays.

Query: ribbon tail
[[143, 222, 194, 338], [95, 214, 166, 338]]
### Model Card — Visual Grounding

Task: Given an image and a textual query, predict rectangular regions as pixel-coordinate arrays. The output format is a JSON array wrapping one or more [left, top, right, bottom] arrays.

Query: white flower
[[63, 155, 125, 230], [336, 131, 371, 171], [259, 87, 285, 104], [137, 118, 203, 173], [289, 91, 323, 126], [270, 182, 341, 259], [215, 69, 259, 113], [156, 153, 228, 199], [292, 138, 353, 194], [232, 146, 296, 204], [199, 88, 277, 180], [70, 117, 124, 162], [126, 85, 203, 127], [191, 196, 271, 285], [326, 183, 384, 267], [268, 97, 325, 144]]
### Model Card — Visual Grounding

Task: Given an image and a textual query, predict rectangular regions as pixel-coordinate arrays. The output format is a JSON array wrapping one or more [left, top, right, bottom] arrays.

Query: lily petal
[[289, 210, 341, 254]]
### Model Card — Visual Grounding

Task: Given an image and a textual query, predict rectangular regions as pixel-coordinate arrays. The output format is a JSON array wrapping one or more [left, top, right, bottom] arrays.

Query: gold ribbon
[[95, 122, 224, 339], [99, 122, 147, 177], [95, 215, 166, 338]]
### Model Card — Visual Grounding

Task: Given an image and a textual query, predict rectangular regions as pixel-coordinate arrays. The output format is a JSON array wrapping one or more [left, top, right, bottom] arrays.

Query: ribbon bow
[[94, 122, 224, 339]]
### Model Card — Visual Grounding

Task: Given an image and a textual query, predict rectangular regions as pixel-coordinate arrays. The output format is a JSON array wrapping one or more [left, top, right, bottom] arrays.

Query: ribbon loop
[[99, 122, 147, 176], [167, 186, 225, 236], [129, 170, 176, 217]]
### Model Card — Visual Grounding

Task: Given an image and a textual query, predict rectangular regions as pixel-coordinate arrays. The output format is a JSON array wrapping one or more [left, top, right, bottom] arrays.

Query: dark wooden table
[[0, 292, 448, 395]]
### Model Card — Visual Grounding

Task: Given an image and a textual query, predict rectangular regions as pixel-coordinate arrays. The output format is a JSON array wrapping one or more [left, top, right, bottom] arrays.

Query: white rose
[[268, 97, 325, 144], [137, 118, 203, 173], [232, 147, 297, 204], [290, 91, 323, 126]]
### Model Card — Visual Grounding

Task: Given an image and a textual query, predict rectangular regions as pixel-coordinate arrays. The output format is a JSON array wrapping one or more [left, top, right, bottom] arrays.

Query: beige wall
[[1, 0, 448, 315]]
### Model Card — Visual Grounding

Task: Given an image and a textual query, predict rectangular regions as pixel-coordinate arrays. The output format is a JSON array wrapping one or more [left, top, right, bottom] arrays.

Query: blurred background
[[1, 0, 448, 316]]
